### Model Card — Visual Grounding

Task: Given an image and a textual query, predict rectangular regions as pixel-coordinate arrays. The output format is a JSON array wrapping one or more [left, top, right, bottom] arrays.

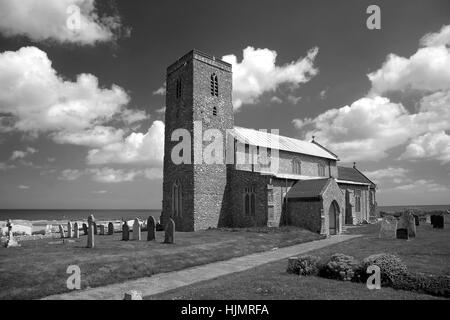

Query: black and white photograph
[[0, 0, 449, 307]]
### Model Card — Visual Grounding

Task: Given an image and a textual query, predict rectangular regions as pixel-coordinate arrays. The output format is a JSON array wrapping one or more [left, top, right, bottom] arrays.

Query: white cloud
[[18, 185, 30, 190], [87, 120, 165, 165], [391, 179, 449, 193], [420, 24, 450, 47], [270, 96, 283, 104], [287, 95, 302, 105], [153, 84, 166, 96], [92, 190, 109, 194], [222, 46, 319, 109], [58, 169, 84, 181], [0, 0, 126, 45], [10, 147, 37, 161], [0, 162, 15, 171], [400, 131, 450, 164], [52, 126, 125, 148], [87, 167, 161, 183], [363, 167, 409, 184]]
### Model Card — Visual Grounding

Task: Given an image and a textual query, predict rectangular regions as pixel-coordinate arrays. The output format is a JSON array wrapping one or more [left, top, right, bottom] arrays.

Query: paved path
[[43, 234, 361, 300]]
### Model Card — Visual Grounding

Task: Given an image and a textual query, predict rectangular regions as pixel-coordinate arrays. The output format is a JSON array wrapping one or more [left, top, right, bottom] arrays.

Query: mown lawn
[[0, 227, 322, 300], [150, 223, 450, 300]]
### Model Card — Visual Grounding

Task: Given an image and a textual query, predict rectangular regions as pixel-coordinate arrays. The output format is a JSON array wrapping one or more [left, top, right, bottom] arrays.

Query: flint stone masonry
[[379, 218, 397, 239], [147, 216, 156, 241]]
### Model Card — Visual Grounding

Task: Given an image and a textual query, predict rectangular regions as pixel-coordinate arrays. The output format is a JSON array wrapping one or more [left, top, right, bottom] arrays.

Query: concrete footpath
[[43, 234, 361, 300]]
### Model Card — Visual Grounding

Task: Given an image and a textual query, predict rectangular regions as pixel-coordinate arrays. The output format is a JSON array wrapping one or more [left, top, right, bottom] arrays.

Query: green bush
[[321, 253, 359, 281], [287, 255, 322, 276], [393, 272, 450, 298], [359, 253, 407, 286]]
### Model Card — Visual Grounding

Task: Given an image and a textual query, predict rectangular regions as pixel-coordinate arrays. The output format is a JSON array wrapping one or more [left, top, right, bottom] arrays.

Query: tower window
[[176, 78, 182, 99], [172, 180, 182, 217], [213, 106, 217, 116], [210, 74, 218, 97]]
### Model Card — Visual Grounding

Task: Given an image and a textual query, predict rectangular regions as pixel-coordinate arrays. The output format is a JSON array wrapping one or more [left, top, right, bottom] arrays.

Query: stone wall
[[321, 179, 345, 235], [287, 199, 322, 233], [338, 183, 370, 224]]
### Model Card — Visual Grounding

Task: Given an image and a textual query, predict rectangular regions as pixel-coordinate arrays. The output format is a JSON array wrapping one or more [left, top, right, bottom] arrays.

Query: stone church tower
[[161, 50, 234, 231]]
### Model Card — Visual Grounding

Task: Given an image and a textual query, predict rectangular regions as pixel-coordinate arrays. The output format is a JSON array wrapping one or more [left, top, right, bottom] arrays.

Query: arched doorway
[[329, 201, 340, 235]]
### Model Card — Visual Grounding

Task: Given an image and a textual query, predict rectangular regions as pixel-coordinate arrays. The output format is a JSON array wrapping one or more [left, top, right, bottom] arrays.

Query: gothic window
[[292, 158, 301, 175], [244, 186, 256, 216], [355, 190, 361, 212], [318, 163, 326, 177], [176, 78, 182, 99], [210, 73, 218, 97], [213, 106, 217, 116], [172, 180, 182, 217]]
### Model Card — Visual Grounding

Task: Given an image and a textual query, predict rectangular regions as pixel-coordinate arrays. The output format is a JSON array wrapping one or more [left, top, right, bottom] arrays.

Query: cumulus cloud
[[88, 167, 162, 183], [222, 46, 319, 109], [153, 84, 166, 96], [10, 147, 37, 161], [52, 126, 125, 148], [58, 169, 84, 181], [87, 120, 165, 165], [0, 0, 127, 45], [293, 25, 450, 163], [420, 24, 450, 47], [390, 179, 449, 193], [364, 167, 409, 184], [18, 185, 30, 190]]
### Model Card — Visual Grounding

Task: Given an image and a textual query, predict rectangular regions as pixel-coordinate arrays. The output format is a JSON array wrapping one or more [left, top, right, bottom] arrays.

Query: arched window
[[172, 180, 182, 217], [210, 73, 218, 97], [213, 106, 217, 116], [292, 158, 301, 175], [243, 186, 256, 216], [176, 78, 182, 99]]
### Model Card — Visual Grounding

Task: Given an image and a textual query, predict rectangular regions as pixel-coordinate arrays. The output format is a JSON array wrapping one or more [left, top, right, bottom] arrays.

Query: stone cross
[[133, 218, 141, 241], [122, 221, 129, 241], [59, 224, 65, 238], [147, 216, 156, 241], [164, 218, 175, 244], [67, 221, 73, 238], [108, 222, 114, 235], [87, 215, 95, 248], [379, 217, 397, 239], [82, 223, 88, 235], [73, 222, 80, 239]]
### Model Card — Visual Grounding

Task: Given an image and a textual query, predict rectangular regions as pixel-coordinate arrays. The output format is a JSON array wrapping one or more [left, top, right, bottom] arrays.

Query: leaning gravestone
[[67, 221, 73, 238], [433, 215, 444, 229], [93, 222, 97, 235], [396, 228, 408, 240], [413, 215, 420, 226], [108, 222, 114, 235], [87, 215, 95, 248], [73, 222, 80, 239], [398, 211, 416, 238], [99, 224, 106, 235], [164, 218, 175, 244], [133, 218, 141, 241], [147, 216, 156, 241], [82, 223, 88, 235], [59, 224, 65, 239], [379, 217, 397, 239], [122, 221, 129, 241], [4, 220, 20, 248]]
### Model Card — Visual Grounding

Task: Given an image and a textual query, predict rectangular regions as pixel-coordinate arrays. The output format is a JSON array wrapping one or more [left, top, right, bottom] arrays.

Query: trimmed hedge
[[321, 253, 359, 281], [393, 272, 450, 298], [359, 253, 408, 286], [287, 255, 322, 276]]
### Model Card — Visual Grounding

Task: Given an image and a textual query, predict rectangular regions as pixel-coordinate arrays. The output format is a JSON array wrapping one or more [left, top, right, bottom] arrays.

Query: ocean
[[0, 209, 162, 223], [377, 204, 450, 214]]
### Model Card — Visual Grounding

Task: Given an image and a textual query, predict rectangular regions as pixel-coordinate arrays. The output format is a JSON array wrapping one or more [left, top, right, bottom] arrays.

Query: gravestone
[[122, 221, 129, 241], [82, 223, 88, 235], [433, 215, 444, 229], [379, 217, 397, 239], [123, 290, 142, 300], [108, 222, 114, 235], [164, 218, 175, 244], [87, 215, 95, 248], [413, 215, 419, 226], [133, 218, 141, 240], [426, 215, 431, 224], [73, 222, 80, 239], [398, 211, 416, 238], [59, 224, 65, 238], [67, 221, 73, 238], [4, 220, 20, 248], [99, 224, 105, 235], [396, 228, 408, 240], [147, 216, 156, 241], [93, 222, 97, 235]]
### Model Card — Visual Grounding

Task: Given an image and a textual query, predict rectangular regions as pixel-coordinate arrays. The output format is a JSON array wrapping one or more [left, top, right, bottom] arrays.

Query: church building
[[161, 50, 377, 236]]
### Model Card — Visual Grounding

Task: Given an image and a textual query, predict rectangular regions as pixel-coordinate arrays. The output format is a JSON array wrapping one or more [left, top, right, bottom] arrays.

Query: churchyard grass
[[0, 226, 321, 300], [150, 223, 450, 300]]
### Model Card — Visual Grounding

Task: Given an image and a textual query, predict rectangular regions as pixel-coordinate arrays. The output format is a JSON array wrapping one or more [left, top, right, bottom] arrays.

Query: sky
[[0, 0, 449, 209]]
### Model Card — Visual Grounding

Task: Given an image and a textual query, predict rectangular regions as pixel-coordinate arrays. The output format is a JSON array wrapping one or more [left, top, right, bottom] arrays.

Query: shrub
[[393, 272, 450, 298], [359, 253, 407, 286], [321, 254, 359, 281], [287, 255, 322, 276]]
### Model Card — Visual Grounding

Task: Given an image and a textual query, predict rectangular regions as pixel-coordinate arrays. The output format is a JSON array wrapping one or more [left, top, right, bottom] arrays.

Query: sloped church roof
[[231, 126, 338, 160]]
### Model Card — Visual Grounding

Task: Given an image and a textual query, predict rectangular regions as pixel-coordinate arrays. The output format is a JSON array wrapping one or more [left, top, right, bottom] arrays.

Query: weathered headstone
[[99, 224, 105, 235], [122, 221, 129, 241], [379, 217, 397, 239], [433, 215, 444, 229], [67, 221, 73, 238], [396, 228, 408, 240], [147, 216, 156, 241], [164, 218, 175, 244], [59, 224, 65, 238], [93, 222, 97, 235], [87, 215, 95, 248], [123, 290, 142, 300], [426, 215, 431, 224], [4, 220, 20, 248], [413, 215, 420, 226], [82, 223, 88, 235], [398, 211, 416, 238], [133, 218, 141, 240], [73, 222, 80, 239], [108, 222, 114, 235]]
